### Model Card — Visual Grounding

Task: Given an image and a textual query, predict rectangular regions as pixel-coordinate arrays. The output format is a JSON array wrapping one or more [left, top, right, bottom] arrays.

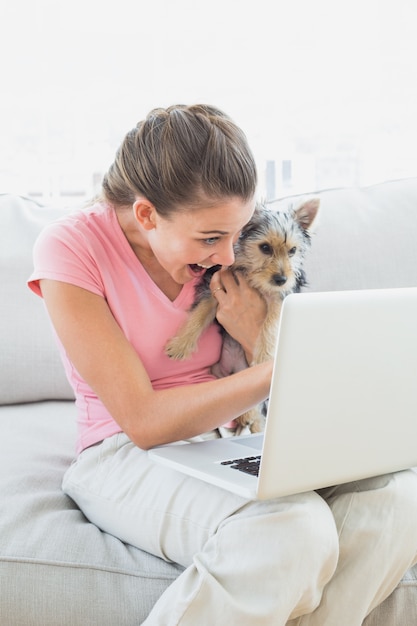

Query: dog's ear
[[293, 198, 320, 231]]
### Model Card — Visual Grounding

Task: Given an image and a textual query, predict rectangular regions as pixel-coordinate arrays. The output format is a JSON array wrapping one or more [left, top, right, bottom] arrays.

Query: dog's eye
[[259, 243, 273, 255], [288, 246, 297, 256]]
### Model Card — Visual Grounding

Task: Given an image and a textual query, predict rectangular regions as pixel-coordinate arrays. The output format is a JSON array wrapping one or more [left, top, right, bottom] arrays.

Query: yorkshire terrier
[[165, 198, 320, 434]]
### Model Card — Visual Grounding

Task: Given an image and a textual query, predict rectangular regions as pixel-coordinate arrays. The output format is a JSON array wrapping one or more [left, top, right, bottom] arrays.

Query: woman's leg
[[63, 433, 339, 625], [289, 470, 417, 626]]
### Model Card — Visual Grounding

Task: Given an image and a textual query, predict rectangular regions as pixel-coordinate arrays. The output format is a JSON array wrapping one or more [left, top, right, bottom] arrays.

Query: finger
[[210, 268, 225, 292], [213, 288, 228, 305], [211, 286, 224, 298], [219, 268, 240, 291]]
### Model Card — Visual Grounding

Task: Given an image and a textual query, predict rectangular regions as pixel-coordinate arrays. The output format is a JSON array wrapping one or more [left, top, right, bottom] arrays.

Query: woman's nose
[[211, 240, 235, 266]]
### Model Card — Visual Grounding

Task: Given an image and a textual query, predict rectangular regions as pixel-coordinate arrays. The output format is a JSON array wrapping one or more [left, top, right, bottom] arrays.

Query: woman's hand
[[210, 267, 267, 363]]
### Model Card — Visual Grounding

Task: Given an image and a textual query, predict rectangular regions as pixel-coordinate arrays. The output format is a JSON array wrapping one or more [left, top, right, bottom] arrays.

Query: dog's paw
[[165, 336, 195, 360], [236, 407, 266, 434]]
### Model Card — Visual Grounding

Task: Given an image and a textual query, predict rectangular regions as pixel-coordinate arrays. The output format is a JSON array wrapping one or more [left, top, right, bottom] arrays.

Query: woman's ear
[[133, 198, 157, 230]]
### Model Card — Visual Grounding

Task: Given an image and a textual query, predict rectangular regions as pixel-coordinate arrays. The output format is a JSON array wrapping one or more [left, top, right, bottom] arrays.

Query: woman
[[28, 104, 417, 625]]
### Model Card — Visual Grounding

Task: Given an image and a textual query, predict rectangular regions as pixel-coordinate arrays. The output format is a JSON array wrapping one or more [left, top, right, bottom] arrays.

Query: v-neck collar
[[109, 205, 198, 307]]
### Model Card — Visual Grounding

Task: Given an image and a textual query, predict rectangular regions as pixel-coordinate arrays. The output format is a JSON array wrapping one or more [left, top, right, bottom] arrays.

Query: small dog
[[165, 198, 320, 433]]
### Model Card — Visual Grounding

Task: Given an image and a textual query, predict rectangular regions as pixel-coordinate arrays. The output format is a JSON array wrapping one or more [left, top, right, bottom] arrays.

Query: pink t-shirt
[[28, 202, 222, 453]]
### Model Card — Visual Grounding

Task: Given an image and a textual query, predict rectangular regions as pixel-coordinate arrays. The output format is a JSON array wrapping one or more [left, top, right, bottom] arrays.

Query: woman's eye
[[288, 246, 297, 256], [203, 237, 219, 245]]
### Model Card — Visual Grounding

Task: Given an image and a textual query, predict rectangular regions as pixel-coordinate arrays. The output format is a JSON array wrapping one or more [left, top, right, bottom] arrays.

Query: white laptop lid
[[258, 286, 417, 498], [150, 287, 417, 500]]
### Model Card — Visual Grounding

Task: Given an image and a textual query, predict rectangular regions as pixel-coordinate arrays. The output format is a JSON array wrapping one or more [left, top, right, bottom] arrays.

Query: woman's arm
[[40, 279, 272, 450]]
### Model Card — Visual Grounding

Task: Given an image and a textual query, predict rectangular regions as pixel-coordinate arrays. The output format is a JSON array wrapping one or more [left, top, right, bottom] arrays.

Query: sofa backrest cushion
[[269, 177, 417, 292], [2, 178, 417, 404], [0, 194, 74, 404]]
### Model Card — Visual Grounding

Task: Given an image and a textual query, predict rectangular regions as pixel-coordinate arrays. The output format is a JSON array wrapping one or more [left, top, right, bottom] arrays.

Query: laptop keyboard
[[221, 455, 261, 477]]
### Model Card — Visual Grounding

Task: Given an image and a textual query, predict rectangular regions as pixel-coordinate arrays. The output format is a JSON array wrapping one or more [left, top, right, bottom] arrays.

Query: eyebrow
[[198, 230, 229, 235]]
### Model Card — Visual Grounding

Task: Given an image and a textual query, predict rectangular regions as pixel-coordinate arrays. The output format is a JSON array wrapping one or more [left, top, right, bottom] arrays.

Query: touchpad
[[233, 434, 263, 451]]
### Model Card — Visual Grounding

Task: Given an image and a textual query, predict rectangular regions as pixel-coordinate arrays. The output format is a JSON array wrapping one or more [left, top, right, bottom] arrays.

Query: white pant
[[62, 432, 417, 625]]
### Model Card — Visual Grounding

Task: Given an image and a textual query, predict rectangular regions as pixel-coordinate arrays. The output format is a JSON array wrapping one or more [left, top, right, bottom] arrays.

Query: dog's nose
[[272, 274, 287, 286]]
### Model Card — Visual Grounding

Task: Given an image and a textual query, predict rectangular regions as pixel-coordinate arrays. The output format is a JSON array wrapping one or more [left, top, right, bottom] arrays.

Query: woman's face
[[147, 197, 255, 285]]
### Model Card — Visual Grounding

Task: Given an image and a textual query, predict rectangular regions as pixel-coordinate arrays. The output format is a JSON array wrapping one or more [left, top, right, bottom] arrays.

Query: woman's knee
[[389, 470, 417, 549], [209, 493, 339, 618], [224, 491, 339, 575], [267, 492, 339, 615], [354, 469, 417, 517], [294, 492, 339, 576], [391, 469, 417, 508]]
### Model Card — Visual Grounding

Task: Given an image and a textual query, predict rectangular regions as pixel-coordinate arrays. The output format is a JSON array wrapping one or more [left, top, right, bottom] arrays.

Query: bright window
[[2, 0, 416, 207]]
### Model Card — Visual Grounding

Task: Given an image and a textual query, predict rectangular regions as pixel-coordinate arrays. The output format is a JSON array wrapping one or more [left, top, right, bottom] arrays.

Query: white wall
[[1, 0, 416, 204]]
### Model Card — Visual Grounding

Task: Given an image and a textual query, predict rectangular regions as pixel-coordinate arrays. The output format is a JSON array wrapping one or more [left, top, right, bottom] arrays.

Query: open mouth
[[188, 263, 211, 276]]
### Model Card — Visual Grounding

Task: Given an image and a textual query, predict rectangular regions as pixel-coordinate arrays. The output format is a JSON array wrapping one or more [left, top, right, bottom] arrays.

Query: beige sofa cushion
[[0, 400, 183, 624], [0, 194, 74, 404], [270, 177, 417, 292]]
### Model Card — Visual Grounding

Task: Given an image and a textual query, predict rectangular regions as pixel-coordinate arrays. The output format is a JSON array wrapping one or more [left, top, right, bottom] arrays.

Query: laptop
[[149, 287, 417, 500]]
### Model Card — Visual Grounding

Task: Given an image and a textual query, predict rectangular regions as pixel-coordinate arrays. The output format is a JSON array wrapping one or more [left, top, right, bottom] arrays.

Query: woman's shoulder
[[29, 202, 116, 297]]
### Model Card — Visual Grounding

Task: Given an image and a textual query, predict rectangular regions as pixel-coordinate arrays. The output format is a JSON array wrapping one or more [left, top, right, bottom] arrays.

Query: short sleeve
[[28, 217, 104, 298]]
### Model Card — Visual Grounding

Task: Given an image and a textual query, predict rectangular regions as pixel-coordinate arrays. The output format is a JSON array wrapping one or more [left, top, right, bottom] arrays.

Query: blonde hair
[[102, 104, 257, 216]]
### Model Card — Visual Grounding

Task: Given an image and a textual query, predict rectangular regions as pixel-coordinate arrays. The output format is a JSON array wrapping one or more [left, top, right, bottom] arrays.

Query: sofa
[[1, 179, 416, 625]]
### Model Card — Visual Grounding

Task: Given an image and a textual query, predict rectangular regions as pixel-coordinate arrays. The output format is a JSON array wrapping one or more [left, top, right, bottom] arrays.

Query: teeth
[[197, 263, 212, 269]]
